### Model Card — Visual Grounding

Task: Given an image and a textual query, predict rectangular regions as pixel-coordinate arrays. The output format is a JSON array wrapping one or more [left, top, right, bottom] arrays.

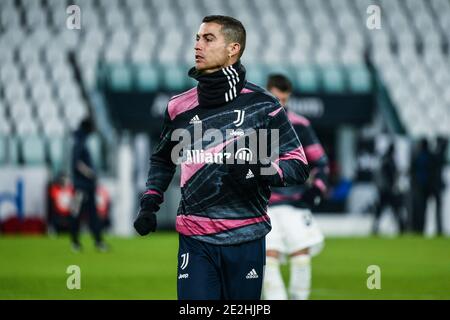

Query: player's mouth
[[195, 55, 204, 62]]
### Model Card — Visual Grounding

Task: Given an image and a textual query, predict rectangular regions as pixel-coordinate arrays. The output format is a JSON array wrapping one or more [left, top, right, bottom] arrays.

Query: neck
[[202, 59, 238, 74], [188, 60, 246, 107]]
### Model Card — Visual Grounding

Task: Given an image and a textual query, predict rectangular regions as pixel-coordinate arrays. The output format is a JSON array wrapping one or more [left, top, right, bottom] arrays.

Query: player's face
[[269, 87, 291, 107], [195, 22, 230, 74]]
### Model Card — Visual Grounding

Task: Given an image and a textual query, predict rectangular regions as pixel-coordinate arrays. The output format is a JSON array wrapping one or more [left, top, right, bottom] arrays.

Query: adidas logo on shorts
[[246, 268, 258, 279], [246, 169, 254, 179], [189, 115, 202, 124]]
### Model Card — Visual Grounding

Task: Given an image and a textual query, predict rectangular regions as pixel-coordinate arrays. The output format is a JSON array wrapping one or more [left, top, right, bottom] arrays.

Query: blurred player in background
[[70, 117, 108, 252], [263, 74, 329, 300], [430, 137, 448, 236], [372, 143, 406, 235], [410, 138, 433, 233], [133, 16, 310, 300]]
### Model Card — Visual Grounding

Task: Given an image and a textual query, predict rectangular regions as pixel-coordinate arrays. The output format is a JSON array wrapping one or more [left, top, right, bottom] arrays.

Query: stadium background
[[0, 0, 449, 299]]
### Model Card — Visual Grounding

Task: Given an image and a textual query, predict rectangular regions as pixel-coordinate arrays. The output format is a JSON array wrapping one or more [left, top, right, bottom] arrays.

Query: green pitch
[[0, 233, 449, 299]]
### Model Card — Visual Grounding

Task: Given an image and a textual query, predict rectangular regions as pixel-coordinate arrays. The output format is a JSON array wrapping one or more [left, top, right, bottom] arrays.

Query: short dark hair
[[267, 74, 293, 93], [202, 15, 246, 58]]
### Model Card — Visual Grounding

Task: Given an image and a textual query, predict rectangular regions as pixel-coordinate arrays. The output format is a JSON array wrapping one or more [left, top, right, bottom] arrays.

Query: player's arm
[[300, 123, 329, 196], [72, 140, 95, 180], [76, 161, 96, 180], [263, 105, 310, 187], [298, 123, 329, 206], [135, 107, 177, 235], [143, 108, 177, 206]]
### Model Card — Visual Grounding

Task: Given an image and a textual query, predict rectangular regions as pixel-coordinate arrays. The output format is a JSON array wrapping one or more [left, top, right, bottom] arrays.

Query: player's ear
[[227, 42, 240, 59]]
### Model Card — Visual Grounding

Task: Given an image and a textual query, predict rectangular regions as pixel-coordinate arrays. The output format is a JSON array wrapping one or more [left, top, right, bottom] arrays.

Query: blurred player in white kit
[[263, 74, 329, 300]]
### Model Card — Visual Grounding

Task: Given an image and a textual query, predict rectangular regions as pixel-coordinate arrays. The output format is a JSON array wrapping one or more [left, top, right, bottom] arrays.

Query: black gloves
[[134, 209, 157, 236], [133, 193, 161, 236], [301, 186, 323, 208]]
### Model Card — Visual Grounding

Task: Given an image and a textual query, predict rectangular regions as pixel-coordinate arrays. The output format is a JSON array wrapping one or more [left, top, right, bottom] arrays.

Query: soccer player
[[133, 16, 310, 300], [70, 117, 108, 252], [262, 74, 329, 300], [372, 143, 405, 235]]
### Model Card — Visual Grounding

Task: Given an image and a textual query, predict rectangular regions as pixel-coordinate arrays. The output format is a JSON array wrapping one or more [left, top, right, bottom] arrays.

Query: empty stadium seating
[[0, 0, 449, 174]]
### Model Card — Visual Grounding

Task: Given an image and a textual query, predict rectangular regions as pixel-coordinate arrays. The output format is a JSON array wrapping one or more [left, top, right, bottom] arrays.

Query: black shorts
[[177, 234, 266, 300]]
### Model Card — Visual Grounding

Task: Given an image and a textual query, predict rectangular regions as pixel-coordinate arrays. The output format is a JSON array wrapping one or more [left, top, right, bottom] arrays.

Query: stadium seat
[[42, 117, 66, 138], [0, 135, 6, 165], [28, 28, 52, 49], [57, 82, 82, 103], [130, 45, 153, 64], [81, 7, 102, 30], [321, 65, 346, 93], [161, 64, 189, 92], [30, 82, 53, 105], [6, 135, 20, 165], [4, 83, 27, 106], [47, 136, 65, 173], [22, 135, 46, 166], [36, 100, 60, 123], [64, 101, 88, 130], [0, 47, 14, 65], [16, 117, 39, 138], [347, 65, 372, 93], [295, 65, 319, 93], [9, 100, 33, 122], [266, 65, 295, 82], [0, 6, 21, 31], [0, 118, 12, 137], [0, 102, 8, 121], [245, 65, 266, 87], [24, 64, 47, 85], [128, 8, 151, 31], [82, 29, 105, 53], [17, 43, 41, 66], [49, 63, 73, 84], [54, 29, 80, 51], [108, 64, 133, 91], [104, 45, 127, 64], [135, 64, 159, 92]]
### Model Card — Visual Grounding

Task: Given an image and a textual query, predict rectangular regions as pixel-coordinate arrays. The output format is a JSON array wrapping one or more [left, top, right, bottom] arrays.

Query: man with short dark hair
[[134, 16, 309, 300], [263, 74, 329, 300]]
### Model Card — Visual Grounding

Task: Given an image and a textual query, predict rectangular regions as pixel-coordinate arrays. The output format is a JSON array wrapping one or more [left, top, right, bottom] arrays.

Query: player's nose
[[194, 39, 203, 51]]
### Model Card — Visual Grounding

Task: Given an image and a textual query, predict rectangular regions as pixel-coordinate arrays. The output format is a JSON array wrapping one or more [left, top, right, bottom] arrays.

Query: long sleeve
[[264, 106, 310, 187], [144, 107, 177, 205], [296, 122, 329, 195]]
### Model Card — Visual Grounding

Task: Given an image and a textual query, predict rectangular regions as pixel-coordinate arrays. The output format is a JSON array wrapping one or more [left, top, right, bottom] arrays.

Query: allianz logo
[[184, 148, 253, 165]]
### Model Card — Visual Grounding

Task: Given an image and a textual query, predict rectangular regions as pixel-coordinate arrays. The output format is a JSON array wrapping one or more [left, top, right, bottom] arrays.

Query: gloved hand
[[301, 186, 323, 208], [133, 193, 161, 236], [134, 209, 157, 236]]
